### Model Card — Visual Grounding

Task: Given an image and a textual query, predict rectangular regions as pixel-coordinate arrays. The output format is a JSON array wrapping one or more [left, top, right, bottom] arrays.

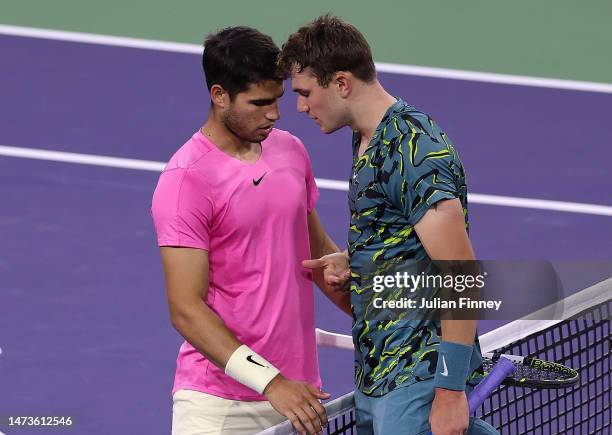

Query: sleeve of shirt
[[392, 132, 459, 227], [294, 136, 320, 213], [150, 168, 213, 250]]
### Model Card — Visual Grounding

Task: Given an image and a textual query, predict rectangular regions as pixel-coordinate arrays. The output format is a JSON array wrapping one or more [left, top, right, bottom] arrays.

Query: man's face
[[223, 80, 284, 142], [291, 68, 348, 134]]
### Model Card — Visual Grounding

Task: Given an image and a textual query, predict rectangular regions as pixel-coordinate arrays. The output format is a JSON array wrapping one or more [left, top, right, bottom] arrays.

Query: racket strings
[[483, 359, 574, 382], [511, 363, 569, 381]]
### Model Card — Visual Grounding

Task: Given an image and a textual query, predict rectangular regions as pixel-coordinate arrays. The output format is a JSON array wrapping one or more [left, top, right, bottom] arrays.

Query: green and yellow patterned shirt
[[348, 99, 483, 396]]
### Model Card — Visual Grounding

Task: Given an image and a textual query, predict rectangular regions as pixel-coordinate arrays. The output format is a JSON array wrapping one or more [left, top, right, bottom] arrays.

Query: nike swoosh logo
[[253, 172, 267, 186], [246, 355, 267, 368], [440, 355, 449, 377]]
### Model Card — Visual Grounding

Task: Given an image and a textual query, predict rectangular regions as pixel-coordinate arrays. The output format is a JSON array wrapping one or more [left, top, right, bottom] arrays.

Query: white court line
[[0, 145, 165, 172], [0, 24, 200, 54], [2, 24, 612, 94], [2, 144, 612, 217], [376, 62, 612, 94]]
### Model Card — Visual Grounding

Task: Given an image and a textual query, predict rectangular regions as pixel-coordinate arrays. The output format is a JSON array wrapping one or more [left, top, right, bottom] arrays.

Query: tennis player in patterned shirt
[[280, 15, 500, 435]]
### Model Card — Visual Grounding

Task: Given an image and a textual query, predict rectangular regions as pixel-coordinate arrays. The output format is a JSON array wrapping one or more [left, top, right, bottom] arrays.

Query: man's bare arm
[[160, 246, 240, 367], [414, 198, 477, 345], [306, 210, 352, 316], [160, 246, 329, 434], [414, 198, 477, 435]]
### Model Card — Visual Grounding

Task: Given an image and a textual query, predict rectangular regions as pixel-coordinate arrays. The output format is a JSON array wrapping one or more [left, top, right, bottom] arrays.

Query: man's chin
[[249, 131, 271, 142], [320, 124, 338, 135]]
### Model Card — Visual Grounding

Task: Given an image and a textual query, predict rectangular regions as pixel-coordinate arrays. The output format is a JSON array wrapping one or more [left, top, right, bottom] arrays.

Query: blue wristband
[[433, 341, 473, 391]]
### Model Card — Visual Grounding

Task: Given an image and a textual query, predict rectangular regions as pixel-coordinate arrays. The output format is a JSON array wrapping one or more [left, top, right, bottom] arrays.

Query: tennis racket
[[426, 358, 515, 435], [427, 354, 579, 434], [315, 328, 580, 433], [315, 328, 579, 388], [481, 352, 579, 388]]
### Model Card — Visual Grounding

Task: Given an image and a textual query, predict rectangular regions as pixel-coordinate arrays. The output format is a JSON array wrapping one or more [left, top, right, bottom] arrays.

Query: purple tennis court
[[1, 34, 611, 434]]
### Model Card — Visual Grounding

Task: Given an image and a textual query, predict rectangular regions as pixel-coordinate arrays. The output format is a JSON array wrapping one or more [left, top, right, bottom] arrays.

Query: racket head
[[482, 353, 579, 388]]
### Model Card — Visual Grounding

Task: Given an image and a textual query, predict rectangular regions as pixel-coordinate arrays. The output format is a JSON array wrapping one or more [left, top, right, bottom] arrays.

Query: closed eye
[[251, 99, 276, 107]]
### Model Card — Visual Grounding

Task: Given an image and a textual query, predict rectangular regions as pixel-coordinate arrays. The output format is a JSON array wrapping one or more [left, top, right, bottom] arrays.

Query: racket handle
[[428, 357, 515, 435], [468, 357, 515, 412]]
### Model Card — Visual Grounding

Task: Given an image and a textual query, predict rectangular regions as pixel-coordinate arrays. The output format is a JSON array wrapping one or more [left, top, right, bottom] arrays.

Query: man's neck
[[201, 114, 259, 160], [350, 82, 397, 149]]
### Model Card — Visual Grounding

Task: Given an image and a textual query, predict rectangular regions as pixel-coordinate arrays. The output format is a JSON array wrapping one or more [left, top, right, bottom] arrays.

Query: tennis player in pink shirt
[[151, 27, 351, 435]]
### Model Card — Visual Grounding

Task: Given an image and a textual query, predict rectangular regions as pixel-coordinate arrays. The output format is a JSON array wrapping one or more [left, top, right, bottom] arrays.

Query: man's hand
[[429, 388, 469, 435], [303, 252, 350, 292], [264, 374, 330, 435]]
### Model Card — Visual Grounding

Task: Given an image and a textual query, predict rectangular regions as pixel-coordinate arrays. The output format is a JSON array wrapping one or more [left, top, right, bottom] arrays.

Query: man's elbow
[[169, 308, 188, 332], [168, 300, 199, 331]]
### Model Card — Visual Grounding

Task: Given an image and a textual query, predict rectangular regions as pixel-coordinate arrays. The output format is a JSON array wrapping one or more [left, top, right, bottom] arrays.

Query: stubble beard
[[223, 106, 265, 143]]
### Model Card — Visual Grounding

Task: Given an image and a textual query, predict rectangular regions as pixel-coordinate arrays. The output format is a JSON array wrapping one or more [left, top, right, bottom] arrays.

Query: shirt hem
[[172, 383, 267, 402]]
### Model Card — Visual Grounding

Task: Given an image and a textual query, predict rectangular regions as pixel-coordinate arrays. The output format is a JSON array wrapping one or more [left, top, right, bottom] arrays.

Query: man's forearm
[[312, 236, 352, 316], [309, 223, 353, 317], [310, 220, 340, 256], [170, 299, 241, 369], [441, 319, 477, 345], [312, 267, 352, 316], [172, 300, 293, 398]]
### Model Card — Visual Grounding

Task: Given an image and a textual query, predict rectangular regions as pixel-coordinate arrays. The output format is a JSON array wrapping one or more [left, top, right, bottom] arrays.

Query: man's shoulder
[[153, 132, 215, 201], [265, 128, 312, 164], [384, 104, 452, 158], [266, 128, 304, 148], [390, 103, 437, 137], [163, 131, 215, 173]]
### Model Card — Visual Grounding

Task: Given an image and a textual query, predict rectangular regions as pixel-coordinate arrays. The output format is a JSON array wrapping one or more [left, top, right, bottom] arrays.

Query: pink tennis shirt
[[151, 128, 321, 401]]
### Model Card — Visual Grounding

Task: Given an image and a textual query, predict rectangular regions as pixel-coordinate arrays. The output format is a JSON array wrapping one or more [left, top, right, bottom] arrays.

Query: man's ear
[[210, 84, 229, 108], [334, 71, 352, 98]]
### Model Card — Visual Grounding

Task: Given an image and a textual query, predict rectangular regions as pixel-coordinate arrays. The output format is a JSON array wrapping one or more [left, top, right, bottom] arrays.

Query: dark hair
[[202, 26, 281, 99], [278, 15, 376, 86]]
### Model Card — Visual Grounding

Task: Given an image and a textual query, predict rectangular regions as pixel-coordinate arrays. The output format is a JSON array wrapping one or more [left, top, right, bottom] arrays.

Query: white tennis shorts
[[172, 389, 286, 435]]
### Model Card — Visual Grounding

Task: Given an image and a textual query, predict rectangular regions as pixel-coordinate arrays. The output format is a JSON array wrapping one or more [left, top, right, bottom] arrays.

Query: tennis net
[[258, 278, 610, 434]]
